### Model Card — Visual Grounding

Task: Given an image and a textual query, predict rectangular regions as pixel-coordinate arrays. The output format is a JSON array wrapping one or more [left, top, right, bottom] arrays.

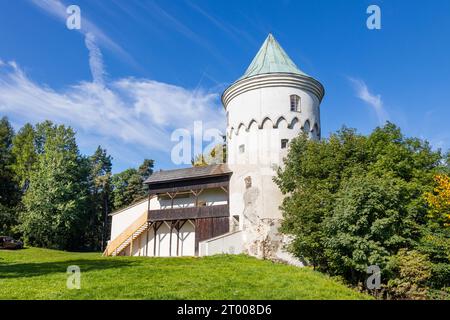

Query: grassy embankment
[[0, 247, 371, 300]]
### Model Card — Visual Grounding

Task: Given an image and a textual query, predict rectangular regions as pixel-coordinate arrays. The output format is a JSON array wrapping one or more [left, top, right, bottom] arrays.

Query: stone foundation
[[242, 218, 304, 267]]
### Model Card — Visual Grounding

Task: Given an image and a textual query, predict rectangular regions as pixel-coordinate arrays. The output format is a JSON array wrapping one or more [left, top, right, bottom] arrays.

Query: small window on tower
[[281, 139, 289, 149], [239, 144, 245, 153], [290, 95, 300, 112]]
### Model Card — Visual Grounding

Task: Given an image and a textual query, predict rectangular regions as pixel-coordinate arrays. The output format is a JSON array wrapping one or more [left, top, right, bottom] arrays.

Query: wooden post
[[153, 222, 162, 257], [195, 190, 198, 207], [193, 189, 204, 207], [169, 221, 173, 257], [168, 192, 178, 209], [147, 193, 152, 220], [176, 220, 187, 257], [194, 219, 199, 256], [145, 222, 149, 256], [130, 234, 133, 257], [176, 220, 180, 256], [153, 223, 157, 257]]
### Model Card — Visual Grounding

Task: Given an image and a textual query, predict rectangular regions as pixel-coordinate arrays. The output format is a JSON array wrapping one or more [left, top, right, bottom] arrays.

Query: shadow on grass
[[0, 259, 137, 279]]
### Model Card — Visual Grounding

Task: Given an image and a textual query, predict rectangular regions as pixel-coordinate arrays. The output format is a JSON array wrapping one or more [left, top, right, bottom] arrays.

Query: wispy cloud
[[348, 77, 389, 125], [84, 32, 106, 85], [0, 61, 225, 167]]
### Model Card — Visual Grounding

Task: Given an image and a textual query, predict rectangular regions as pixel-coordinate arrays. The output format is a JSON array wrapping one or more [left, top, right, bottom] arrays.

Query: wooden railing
[[103, 211, 148, 256], [148, 204, 229, 221]]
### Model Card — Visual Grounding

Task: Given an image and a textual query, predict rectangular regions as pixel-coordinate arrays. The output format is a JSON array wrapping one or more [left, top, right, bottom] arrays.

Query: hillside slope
[[0, 248, 370, 300]]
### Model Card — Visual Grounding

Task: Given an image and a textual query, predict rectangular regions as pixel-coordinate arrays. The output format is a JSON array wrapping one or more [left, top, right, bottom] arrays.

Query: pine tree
[[87, 146, 112, 250], [111, 159, 154, 210], [0, 116, 19, 235]]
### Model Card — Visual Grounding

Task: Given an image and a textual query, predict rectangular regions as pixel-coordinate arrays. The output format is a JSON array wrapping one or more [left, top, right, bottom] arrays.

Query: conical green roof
[[240, 33, 307, 79]]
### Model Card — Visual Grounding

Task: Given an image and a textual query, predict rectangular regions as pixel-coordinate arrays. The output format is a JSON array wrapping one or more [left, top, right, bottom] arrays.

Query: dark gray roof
[[144, 164, 232, 184]]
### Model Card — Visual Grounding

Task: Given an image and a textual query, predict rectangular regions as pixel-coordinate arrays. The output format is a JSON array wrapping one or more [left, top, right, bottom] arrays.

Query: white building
[[105, 34, 324, 264]]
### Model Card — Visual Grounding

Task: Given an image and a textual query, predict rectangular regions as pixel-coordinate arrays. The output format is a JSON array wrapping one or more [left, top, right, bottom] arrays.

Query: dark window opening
[[290, 95, 300, 112]]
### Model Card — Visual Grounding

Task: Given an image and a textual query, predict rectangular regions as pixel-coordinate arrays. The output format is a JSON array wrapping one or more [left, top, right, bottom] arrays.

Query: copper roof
[[240, 33, 307, 80]]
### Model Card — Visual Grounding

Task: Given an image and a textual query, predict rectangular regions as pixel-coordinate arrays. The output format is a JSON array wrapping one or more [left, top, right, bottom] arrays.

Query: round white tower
[[222, 34, 324, 260]]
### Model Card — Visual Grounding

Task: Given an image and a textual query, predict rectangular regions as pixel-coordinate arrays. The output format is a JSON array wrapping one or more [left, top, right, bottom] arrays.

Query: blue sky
[[0, 0, 449, 172]]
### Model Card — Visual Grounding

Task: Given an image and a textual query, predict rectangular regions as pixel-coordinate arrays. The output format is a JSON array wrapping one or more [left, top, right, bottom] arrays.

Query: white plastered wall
[[131, 220, 196, 257], [156, 188, 227, 209], [225, 76, 322, 260], [110, 199, 149, 240], [227, 84, 320, 222]]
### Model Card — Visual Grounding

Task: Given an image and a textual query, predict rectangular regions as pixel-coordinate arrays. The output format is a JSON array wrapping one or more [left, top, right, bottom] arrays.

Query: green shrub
[[386, 249, 431, 299]]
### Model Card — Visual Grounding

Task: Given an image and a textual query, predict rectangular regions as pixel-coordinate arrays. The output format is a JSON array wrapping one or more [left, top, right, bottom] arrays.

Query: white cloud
[[84, 32, 106, 85], [349, 77, 389, 125], [0, 61, 225, 165]]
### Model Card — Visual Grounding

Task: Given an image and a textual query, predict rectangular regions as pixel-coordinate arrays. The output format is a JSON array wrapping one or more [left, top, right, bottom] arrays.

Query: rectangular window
[[290, 95, 300, 112], [239, 144, 245, 153], [281, 139, 289, 149]]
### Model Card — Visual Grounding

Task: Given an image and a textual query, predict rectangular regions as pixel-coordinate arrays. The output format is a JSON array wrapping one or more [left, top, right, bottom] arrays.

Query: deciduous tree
[[11, 123, 37, 191], [425, 175, 450, 227], [20, 122, 89, 250]]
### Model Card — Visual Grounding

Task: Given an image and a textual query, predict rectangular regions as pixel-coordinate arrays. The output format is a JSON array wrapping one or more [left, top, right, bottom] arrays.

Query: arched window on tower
[[313, 123, 320, 140], [303, 120, 310, 136], [290, 95, 300, 112]]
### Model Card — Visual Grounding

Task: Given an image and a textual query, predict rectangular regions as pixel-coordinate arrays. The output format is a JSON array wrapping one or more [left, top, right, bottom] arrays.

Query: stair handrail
[[103, 210, 148, 256]]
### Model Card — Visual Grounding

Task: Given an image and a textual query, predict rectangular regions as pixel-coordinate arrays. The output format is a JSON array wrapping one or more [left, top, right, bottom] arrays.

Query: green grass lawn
[[0, 247, 370, 300]]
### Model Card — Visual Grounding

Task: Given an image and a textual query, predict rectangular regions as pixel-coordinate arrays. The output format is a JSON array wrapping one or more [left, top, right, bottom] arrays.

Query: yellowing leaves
[[425, 175, 450, 227]]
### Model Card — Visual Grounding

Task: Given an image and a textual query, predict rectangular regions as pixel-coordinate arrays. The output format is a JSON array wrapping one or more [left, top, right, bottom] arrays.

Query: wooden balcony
[[148, 204, 229, 222]]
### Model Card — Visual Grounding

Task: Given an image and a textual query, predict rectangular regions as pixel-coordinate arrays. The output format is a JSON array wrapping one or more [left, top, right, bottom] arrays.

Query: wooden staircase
[[103, 211, 149, 257]]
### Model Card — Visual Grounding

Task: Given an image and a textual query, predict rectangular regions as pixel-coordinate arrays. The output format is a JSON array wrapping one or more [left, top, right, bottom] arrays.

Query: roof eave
[[144, 171, 233, 185], [222, 72, 325, 109]]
